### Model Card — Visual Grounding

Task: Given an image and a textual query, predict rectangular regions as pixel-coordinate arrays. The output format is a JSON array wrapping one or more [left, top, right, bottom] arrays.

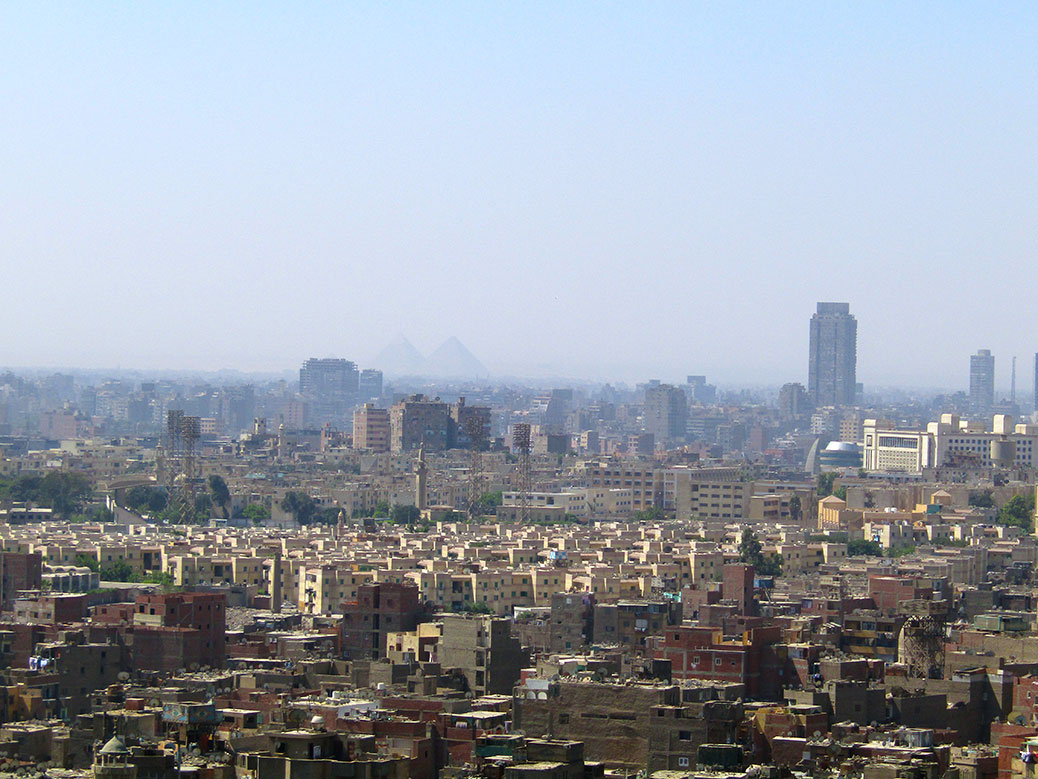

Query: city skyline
[[2, 328, 1035, 398], [3, 6, 1038, 776]]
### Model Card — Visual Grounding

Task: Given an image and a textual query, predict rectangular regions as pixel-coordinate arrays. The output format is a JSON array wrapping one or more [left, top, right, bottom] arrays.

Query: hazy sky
[[3, 3, 1037, 388]]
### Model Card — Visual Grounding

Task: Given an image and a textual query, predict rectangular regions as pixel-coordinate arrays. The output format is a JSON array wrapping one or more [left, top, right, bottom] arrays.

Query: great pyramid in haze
[[372, 334, 425, 376], [422, 336, 488, 378]]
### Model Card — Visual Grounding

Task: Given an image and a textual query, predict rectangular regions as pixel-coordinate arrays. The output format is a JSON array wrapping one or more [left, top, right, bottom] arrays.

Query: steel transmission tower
[[513, 423, 532, 524], [162, 410, 202, 523]]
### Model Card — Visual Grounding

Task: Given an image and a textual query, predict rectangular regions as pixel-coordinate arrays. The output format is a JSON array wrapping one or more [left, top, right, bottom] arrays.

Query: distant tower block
[[513, 423, 532, 524], [465, 414, 488, 519], [808, 302, 857, 407], [969, 349, 995, 414]]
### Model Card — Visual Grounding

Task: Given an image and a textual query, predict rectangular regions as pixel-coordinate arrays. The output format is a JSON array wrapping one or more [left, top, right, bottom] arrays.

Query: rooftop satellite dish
[[117, 672, 130, 681]]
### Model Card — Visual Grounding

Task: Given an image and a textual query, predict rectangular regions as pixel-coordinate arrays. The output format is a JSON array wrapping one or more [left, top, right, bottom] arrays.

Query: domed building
[[93, 736, 134, 779], [818, 440, 862, 470]]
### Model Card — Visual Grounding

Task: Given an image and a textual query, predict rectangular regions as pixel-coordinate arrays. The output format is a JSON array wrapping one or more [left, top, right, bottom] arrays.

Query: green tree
[[280, 491, 317, 525], [100, 560, 136, 582], [757, 553, 783, 577], [125, 485, 168, 514], [317, 507, 342, 525], [241, 503, 270, 523], [968, 490, 995, 508], [848, 539, 883, 557], [391, 505, 422, 525], [476, 491, 503, 515], [459, 601, 496, 615], [887, 543, 917, 558], [739, 528, 763, 564], [208, 475, 231, 518], [0, 471, 92, 517], [193, 493, 213, 520], [832, 485, 847, 500], [39, 471, 93, 516], [788, 495, 802, 524], [739, 528, 782, 576], [74, 553, 99, 572], [71, 504, 114, 523], [633, 506, 664, 522], [931, 536, 968, 548], [998, 494, 1035, 531], [142, 571, 174, 586], [372, 500, 391, 518], [817, 472, 837, 497], [7, 474, 42, 503]]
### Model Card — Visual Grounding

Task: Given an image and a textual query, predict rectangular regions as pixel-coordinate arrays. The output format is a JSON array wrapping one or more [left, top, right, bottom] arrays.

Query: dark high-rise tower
[[358, 369, 383, 402], [643, 383, 689, 445], [808, 302, 857, 407], [969, 349, 994, 414], [299, 358, 358, 398], [299, 358, 358, 426]]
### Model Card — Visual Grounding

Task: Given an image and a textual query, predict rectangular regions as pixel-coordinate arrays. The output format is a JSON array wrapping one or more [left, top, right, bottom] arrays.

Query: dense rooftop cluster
[[1, 363, 1037, 779]]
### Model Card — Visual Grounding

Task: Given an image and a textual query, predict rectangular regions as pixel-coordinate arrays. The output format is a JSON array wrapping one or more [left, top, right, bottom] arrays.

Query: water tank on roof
[[991, 438, 1015, 468]]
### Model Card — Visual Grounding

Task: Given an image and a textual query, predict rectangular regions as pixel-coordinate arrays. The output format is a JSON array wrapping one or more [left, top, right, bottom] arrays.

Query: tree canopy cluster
[[0, 471, 92, 516], [997, 493, 1035, 532], [847, 538, 883, 557], [72, 553, 172, 584], [123, 474, 232, 524], [738, 528, 782, 577]]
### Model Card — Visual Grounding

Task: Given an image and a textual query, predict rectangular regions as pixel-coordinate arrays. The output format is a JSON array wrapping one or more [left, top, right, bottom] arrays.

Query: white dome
[[824, 441, 859, 452]]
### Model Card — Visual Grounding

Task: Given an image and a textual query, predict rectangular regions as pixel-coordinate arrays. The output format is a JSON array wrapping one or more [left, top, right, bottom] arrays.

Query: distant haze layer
[[2, 5, 1037, 388]]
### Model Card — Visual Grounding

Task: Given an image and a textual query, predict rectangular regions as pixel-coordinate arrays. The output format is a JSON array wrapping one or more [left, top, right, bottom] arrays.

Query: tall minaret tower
[[415, 443, 428, 511]]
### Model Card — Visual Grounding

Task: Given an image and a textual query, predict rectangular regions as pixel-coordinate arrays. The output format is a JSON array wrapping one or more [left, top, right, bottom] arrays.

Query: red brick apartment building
[[132, 591, 226, 672], [654, 624, 787, 700]]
